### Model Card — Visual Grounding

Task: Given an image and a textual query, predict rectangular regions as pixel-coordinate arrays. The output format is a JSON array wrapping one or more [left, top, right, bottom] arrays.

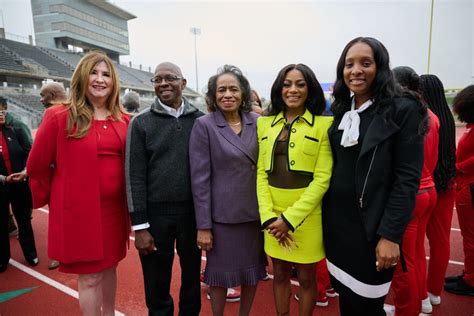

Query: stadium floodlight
[[190, 27, 201, 93]]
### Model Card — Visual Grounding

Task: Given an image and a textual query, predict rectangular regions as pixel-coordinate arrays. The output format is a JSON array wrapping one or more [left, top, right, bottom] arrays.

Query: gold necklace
[[229, 121, 241, 126]]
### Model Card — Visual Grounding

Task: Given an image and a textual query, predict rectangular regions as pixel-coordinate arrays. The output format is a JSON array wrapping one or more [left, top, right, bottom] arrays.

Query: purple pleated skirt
[[204, 221, 266, 288]]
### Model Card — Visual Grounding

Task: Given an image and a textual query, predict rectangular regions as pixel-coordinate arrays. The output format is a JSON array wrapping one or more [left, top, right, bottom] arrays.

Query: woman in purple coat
[[189, 65, 266, 316]]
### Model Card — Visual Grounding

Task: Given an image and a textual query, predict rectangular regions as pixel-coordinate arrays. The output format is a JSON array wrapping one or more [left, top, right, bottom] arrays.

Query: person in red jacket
[[27, 51, 130, 315], [444, 85, 474, 296], [389, 66, 439, 315], [419, 74, 457, 307]]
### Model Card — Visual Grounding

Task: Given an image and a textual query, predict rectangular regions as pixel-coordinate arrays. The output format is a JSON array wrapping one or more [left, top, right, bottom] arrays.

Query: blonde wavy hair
[[66, 51, 125, 138]]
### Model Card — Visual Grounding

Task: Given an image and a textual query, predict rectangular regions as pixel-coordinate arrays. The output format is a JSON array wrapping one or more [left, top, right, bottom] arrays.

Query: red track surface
[[1, 126, 473, 315], [1, 208, 472, 315]]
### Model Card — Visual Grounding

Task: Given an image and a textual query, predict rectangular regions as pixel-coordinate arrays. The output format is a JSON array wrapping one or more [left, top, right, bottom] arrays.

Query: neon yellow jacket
[[257, 110, 333, 230]]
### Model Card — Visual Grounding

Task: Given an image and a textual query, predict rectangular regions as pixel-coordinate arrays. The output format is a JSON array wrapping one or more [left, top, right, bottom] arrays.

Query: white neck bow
[[338, 98, 373, 147]]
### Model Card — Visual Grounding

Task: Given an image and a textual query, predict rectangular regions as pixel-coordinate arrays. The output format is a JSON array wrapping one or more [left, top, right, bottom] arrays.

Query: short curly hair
[[453, 85, 474, 123], [205, 65, 252, 112]]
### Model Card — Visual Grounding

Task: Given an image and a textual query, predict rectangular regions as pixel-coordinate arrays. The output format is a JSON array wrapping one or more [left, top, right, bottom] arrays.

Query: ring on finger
[[391, 262, 397, 266], [197, 245, 202, 249]]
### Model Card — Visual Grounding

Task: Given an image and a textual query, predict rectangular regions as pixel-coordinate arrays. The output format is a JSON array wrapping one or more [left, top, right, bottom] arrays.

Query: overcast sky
[[0, 0, 472, 98]]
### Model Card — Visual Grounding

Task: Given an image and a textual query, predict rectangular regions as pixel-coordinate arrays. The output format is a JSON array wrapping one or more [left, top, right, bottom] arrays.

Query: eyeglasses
[[0, 110, 6, 115], [150, 75, 182, 84]]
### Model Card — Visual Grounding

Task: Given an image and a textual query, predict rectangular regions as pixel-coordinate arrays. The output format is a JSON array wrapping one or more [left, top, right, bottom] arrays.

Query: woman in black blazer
[[0, 97, 38, 273], [322, 37, 426, 315]]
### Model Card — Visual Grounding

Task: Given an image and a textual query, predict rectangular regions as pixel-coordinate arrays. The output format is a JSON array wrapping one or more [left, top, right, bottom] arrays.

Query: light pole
[[427, 0, 435, 74], [190, 27, 201, 92]]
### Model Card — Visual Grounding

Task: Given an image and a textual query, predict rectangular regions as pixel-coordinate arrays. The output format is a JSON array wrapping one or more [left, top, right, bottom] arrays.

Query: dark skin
[[264, 112, 300, 252], [40, 83, 66, 108], [134, 230, 157, 255], [344, 43, 399, 270], [263, 70, 315, 316], [375, 238, 399, 270], [0, 106, 27, 183], [134, 62, 186, 255]]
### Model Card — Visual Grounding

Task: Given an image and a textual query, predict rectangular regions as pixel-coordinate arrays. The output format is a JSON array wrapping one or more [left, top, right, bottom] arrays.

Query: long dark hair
[[268, 63, 326, 116], [420, 74, 456, 192], [332, 37, 398, 120], [393, 66, 421, 93], [392, 66, 429, 136]]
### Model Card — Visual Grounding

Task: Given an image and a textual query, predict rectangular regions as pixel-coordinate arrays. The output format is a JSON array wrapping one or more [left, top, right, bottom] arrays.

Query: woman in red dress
[[27, 51, 130, 315]]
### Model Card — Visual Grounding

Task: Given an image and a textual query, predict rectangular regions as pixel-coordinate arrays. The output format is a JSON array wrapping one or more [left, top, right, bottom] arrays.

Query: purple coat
[[189, 109, 260, 229]]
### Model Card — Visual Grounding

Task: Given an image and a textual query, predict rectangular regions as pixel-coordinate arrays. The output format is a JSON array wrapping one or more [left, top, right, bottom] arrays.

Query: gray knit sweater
[[125, 97, 204, 225]]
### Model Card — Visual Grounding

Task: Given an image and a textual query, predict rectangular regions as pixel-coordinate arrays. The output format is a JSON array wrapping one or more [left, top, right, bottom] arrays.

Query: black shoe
[[444, 278, 474, 296], [445, 273, 464, 283], [0, 264, 7, 273], [26, 257, 39, 266]]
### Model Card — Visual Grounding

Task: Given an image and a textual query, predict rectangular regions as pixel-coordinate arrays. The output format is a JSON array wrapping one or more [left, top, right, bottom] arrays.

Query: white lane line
[[38, 207, 49, 213], [8, 259, 125, 316], [448, 259, 465, 266], [9, 259, 78, 298], [425, 257, 464, 266]]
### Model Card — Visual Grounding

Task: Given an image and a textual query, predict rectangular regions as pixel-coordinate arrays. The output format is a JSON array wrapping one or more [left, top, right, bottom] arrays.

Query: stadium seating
[[0, 38, 73, 78], [0, 47, 29, 73], [0, 38, 206, 128], [5, 93, 44, 116], [40, 47, 83, 70]]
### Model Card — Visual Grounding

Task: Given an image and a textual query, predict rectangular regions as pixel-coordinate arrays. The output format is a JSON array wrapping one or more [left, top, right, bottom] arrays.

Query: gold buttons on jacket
[[289, 142, 295, 148], [291, 128, 296, 133], [290, 160, 295, 165]]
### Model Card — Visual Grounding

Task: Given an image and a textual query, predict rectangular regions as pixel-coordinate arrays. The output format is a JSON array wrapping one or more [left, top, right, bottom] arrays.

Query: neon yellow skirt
[[264, 185, 325, 264]]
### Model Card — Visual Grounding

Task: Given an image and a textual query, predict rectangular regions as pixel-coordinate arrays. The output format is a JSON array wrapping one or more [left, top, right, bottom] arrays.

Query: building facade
[[31, 0, 135, 61]]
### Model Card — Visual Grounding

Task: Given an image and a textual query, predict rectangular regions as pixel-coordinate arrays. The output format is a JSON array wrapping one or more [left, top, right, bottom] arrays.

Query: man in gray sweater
[[126, 62, 204, 316]]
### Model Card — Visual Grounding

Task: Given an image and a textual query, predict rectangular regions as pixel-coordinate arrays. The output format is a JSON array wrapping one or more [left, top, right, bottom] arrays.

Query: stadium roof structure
[[87, 0, 136, 20], [31, 0, 136, 59]]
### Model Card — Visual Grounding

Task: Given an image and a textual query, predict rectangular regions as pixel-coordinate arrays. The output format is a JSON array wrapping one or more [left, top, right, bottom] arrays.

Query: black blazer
[[327, 96, 424, 244], [0, 124, 31, 177]]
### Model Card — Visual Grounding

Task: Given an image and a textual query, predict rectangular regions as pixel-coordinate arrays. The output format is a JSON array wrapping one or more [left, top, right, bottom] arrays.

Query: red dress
[[27, 105, 130, 270], [60, 119, 127, 274]]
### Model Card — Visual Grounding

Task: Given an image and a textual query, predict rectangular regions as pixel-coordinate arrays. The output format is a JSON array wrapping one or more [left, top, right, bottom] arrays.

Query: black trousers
[[336, 283, 387, 316], [0, 182, 37, 266], [139, 212, 201, 316]]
